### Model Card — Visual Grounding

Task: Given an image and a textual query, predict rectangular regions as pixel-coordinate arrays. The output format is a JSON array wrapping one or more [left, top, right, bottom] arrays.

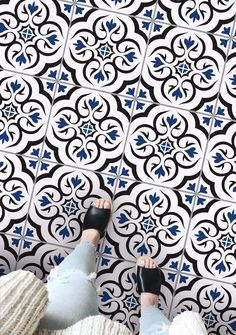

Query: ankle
[[80, 229, 100, 246], [140, 293, 158, 313]]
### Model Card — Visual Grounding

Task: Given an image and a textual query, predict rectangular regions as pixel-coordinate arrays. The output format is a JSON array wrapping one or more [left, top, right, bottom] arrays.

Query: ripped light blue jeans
[[38, 242, 171, 334]]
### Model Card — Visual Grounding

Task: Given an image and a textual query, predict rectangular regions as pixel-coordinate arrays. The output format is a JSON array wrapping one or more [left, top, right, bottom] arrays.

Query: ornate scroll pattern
[[0, 0, 68, 75]]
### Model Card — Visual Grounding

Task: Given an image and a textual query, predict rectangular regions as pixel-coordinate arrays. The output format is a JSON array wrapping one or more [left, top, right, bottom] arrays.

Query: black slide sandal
[[83, 202, 111, 238], [137, 261, 162, 295]]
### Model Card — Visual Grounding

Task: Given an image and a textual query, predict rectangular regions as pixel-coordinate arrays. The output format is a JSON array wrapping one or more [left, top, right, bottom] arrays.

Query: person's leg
[[137, 258, 171, 335], [38, 198, 111, 331], [53, 241, 96, 276], [140, 306, 171, 335]]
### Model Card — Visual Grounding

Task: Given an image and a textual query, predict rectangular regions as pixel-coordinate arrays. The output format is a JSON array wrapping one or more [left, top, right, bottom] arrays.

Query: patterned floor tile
[[0, 152, 35, 235], [96, 257, 175, 334], [121, 103, 209, 189], [0, 233, 19, 275], [0, 0, 70, 77], [16, 240, 73, 281], [219, 48, 236, 120], [44, 87, 130, 172], [0, 70, 53, 155], [182, 198, 236, 284], [102, 181, 192, 265], [171, 276, 236, 335], [198, 101, 233, 133], [200, 119, 236, 201], [62, 7, 150, 93], [78, 0, 157, 18], [24, 162, 115, 247], [155, 1, 236, 35], [0, 0, 236, 331], [140, 25, 226, 109]]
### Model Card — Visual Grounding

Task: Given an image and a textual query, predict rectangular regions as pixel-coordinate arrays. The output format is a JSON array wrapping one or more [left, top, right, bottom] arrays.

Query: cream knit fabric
[[35, 315, 132, 335], [169, 311, 208, 335], [0, 270, 208, 335], [0, 270, 48, 335]]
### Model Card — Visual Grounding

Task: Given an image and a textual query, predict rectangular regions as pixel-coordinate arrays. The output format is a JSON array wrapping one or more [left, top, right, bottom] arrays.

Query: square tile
[[62, 7, 150, 94], [121, 103, 209, 189], [154, 1, 236, 35], [96, 257, 175, 334], [171, 276, 236, 335], [44, 87, 131, 172], [0, 0, 71, 77], [199, 101, 232, 131], [0, 0, 236, 332], [0, 70, 53, 155], [25, 162, 115, 247], [79, 0, 157, 18], [16, 240, 73, 281], [183, 198, 236, 283], [219, 50, 236, 120], [102, 181, 193, 265], [200, 119, 236, 201], [141, 25, 226, 109]]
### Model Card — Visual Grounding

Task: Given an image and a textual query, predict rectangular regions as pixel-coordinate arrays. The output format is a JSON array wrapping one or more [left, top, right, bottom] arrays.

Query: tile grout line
[[15, 5, 77, 262], [0, 2, 235, 329], [3, 64, 236, 123], [0, 7, 234, 115], [94, 250, 236, 286], [1, 147, 236, 208], [11, 3, 76, 261], [4, 227, 234, 287], [61, 0, 235, 40], [168, 16, 236, 318], [114, 1, 159, 179], [6, 218, 235, 291], [36, 3, 76, 161], [14, 79, 59, 266]]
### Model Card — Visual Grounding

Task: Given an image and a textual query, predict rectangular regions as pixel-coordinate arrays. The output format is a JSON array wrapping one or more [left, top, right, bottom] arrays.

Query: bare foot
[[80, 198, 111, 246], [137, 256, 159, 313]]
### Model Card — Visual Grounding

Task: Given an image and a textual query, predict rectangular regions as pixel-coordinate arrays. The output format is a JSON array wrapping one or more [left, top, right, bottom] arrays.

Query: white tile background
[[0, 1, 236, 334]]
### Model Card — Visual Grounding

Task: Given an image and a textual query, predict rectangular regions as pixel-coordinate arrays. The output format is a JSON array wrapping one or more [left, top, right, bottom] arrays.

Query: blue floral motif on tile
[[156, 1, 236, 34], [25, 165, 113, 246], [0, 72, 51, 154], [85, 0, 157, 17], [123, 105, 207, 188], [173, 278, 236, 334], [0, 0, 69, 75], [142, 27, 225, 109], [105, 182, 190, 265], [46, 88, 130, 171], [0, 1, 235, 334], [0, 153, 35, 234], [185, 201, 236, 282], [65, 9, 148, 92]]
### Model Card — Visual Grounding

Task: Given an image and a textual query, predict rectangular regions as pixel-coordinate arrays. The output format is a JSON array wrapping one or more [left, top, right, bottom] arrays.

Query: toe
[[93, 198, 111, 209], [149, 260, 153, 268], [93, 199, 100, 207], [136, 257, 146, 267], [136, 256, 157, 269], [104, 199, 111, 209], [99, 198, 105, 208], [145, 258, 150, 268]]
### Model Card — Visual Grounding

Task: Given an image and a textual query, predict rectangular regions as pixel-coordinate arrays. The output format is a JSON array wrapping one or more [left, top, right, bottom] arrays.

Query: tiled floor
[[0, 0, 236, 334]]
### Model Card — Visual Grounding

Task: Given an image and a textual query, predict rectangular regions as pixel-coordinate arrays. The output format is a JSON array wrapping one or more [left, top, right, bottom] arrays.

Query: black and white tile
[[0, 0, 236, 334]]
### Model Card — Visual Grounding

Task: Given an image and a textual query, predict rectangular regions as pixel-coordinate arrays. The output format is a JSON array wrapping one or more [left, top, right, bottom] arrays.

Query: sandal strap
[[83, 206, 111, 238], [137, 266, 162, 295]]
